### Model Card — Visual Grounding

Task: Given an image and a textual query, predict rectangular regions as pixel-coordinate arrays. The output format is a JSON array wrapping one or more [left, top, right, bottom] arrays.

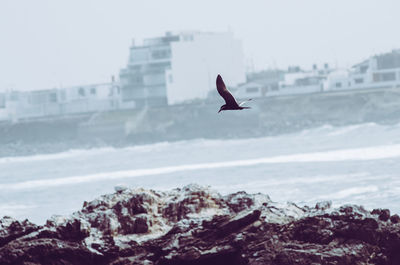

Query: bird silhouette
[[216, 74, 251, 113]]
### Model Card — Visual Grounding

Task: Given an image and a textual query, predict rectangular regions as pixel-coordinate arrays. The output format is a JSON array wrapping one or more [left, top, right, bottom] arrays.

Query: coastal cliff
[[1, 184, 399, 265]]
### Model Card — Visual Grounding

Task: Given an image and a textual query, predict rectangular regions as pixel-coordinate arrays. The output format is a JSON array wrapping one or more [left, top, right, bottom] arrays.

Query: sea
[[1, 122, 400, 224]]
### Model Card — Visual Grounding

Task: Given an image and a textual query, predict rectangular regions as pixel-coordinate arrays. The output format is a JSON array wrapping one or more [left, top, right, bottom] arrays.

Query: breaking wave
[[2, 143, 400, 190]]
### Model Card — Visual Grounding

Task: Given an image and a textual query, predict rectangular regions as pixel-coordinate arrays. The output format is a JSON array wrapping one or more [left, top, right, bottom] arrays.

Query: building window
[[0, 94, 5, 108], [78, 87, 86, 97], [130, 49, 148, 63], [270, 84, 279, 91], [143, 73, 166, 86], [30, 93, 48, 105], [183, 35, 193, 41], [335, 82, 342, 88], [128, 75, 143, 85], [246, 87, 259, 93], [354, 78, 364, 84], [59, 91, 66, 101], [376, 52, 400, 70], [373, 72, 396, 82], [10, 92, 19, 101], [49, 92, 57, 103], [151, 49, 171, 60], [90, 88, 97, 95], [168, 74, 173, 83], [360, 65, 368, 73], [295, 77, 320, 86]]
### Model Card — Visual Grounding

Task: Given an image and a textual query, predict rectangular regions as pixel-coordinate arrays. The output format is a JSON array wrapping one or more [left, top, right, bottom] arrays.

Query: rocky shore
[[1, 184, 400, 265]]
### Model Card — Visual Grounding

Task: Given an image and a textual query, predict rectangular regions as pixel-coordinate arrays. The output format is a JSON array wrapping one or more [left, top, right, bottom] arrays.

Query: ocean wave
[[318, 186, 379, 200], [2, 121, 399, 165], [2, 143, 400, 191], [0, 123, 400, 164], [0, 138, 269, 164], [215, 172, 370, 190], [0, 147, 117, 165], [0, 203, 37, 217], [327, 123, 378, 136]]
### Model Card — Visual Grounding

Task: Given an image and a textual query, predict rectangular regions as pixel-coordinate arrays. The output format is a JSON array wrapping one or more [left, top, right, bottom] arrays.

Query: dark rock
[[1, 185, 400, 265], [134, 216, 149, 233], [379, 209, 391, 221], [56, 219, 90, 241], [372, 208, 391, 221], [0, 216, 39, 247], [390, 214, 400, 223], [215, 210, 261, 238], [0, 237, 106, 265]]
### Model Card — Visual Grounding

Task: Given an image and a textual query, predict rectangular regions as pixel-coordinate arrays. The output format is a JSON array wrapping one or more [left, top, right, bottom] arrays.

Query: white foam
[[318, 186, 379, 200], [212, 173, 371, 192], [300, 124, 334, 136], [0, 139, 231, 164], [0, 203, 37, 217], [0, 141, 191, 164], [327, 123, 377, 136], [0, 147, 117, 164], [2, 144, 400, 191], [0, 122, 393, 165]]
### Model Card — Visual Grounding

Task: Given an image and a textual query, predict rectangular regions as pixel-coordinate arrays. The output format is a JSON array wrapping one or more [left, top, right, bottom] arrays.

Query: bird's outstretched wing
[[216, 75, 240, 108]]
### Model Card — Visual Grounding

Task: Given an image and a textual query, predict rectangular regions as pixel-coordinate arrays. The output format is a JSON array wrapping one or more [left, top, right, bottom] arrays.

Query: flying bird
[[216, 74, 251, 113]]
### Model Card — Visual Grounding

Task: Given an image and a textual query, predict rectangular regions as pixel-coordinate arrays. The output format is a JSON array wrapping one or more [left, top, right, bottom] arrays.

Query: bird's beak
[[218, 109, 221, 113]]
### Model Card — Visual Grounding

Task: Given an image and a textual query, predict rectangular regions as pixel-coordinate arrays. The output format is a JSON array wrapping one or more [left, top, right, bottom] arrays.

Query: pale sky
[[0, 0, 399, 91]]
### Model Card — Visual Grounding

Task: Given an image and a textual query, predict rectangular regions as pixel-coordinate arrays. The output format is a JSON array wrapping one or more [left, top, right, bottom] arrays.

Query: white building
[[235, 82, 266, 99], [233, 70, 283, 100], [326, 50, 400, 91], [61, 82, 120, 114], [0, 92, 8, 121], [4, 89, 61, 121], [324, 69, 351, 91], [275, 66, 328, 96], [119, 31, 246, 107], [1, 81, 120, 122]]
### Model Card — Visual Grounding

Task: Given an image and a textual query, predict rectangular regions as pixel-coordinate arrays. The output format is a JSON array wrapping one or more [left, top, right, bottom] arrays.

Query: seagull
[[216, 74, 252, 113]]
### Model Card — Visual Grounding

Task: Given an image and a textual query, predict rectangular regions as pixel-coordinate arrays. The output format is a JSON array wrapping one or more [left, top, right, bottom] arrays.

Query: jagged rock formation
[[1, 184, 400, 265]]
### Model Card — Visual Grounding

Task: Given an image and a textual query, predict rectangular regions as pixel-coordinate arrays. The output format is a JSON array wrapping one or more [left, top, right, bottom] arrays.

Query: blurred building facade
[[0, 81, 120, 122], [119, 31, 246, 107], [0, 92, 7, 121], [235, 65, 329, 99], [235, 70, 284, 99], [276, 64, 328, 96], [325, 50, 400, 91], [235, 50, 400, 100], [1, 47, 400, 122]]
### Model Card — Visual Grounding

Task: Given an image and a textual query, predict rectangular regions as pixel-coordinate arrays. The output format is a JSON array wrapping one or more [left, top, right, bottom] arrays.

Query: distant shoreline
[[1, 87, 400, 157]]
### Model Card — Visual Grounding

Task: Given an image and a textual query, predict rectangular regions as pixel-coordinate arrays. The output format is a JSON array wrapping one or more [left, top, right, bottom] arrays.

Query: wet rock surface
[[1, 184, 400, 265]]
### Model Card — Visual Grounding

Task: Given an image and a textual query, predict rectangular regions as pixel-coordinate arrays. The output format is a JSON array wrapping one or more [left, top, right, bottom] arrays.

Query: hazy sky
[[1, 0, 399, 91]]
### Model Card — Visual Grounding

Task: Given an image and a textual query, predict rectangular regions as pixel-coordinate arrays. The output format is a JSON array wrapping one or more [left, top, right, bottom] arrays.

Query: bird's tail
[[239, 98, 252, 107]]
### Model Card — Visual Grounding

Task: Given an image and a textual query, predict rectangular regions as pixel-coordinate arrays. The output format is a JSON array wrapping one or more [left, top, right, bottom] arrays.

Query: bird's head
[[218, 105, 226, 113]]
